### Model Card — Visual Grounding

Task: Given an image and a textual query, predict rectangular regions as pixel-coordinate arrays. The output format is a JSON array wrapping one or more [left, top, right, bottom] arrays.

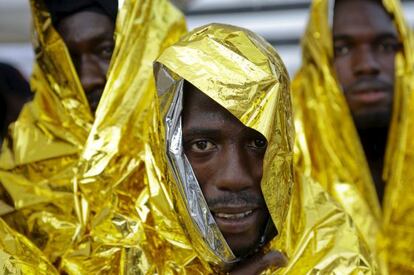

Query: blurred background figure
[[292, 0, 414, 273], [0, 0, 413, 142], [0, 62, 31, 142], [1, 0, 413, 77]]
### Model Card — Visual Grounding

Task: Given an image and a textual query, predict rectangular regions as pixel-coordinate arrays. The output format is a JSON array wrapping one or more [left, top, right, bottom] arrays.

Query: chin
[[226, 232, 262, 258], [216, 209, 271, 257], [353, 109, 391, 130], [230, 243, 259, 258]]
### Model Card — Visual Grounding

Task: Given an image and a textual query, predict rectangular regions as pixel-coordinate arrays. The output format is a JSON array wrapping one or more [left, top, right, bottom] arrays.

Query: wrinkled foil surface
[[157, 74, 235, 264], [0, 0, 377, 271], [150, 24, 375, 273], [292, 0, 414, 273], [0, 218, 58, 274], [0, 0, 186, 273]]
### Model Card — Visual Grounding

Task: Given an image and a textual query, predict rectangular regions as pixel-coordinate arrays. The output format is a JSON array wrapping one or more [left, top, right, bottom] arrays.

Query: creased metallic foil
[[157, 74, 235, 264], [0, 0, 186, 272], [0, 218, 58, 274], [143, 23, 374, 273], [292, 0, 414, 273]]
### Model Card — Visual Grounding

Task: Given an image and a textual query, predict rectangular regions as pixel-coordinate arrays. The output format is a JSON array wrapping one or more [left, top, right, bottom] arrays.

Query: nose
[[214, 145, 256, 192], [352, 44, 380, 77], [78, 54, 106, 94]]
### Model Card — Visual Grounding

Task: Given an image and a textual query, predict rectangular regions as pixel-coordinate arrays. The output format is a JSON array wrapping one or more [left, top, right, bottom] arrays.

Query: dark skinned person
[[69, 23, 376, 273], [0, 63, 32, 142], [0, 0, 186, 270], [45, 0, 117, 113], [293, 0, 414, 273]]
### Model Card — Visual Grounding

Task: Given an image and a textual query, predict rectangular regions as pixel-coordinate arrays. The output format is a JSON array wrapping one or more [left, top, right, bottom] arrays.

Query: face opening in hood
[[181, 81, 277, 258], [154, 23, 294, 268]]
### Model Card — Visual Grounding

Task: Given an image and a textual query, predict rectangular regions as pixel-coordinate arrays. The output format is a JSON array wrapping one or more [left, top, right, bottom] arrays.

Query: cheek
[[380, 55, 396, 81], [98, 58, 111, 75], [186, 155, 217, 189], [334, 58, 353, 88], [247, 152, 265, 185]]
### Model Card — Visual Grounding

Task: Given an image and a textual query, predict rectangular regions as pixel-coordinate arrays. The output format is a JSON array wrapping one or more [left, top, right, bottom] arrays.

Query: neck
[[357, 127, 388, 204]]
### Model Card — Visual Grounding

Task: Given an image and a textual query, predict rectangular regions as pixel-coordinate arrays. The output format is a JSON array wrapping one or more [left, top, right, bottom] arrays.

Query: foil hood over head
[[150, 23, 375, 274], [154, 23, 294, 265], [0, 0, 186, 272], [292, 0, 414, 272]]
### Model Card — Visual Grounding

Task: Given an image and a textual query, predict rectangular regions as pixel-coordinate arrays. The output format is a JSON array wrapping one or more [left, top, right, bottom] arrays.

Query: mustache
[[206, 191, 266, 210], [344, 77, 393, 94]]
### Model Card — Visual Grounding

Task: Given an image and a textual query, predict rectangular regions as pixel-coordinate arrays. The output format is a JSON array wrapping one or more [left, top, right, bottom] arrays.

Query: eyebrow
[[63, 31, 114, 50], [333, 32, 399, 42], [89, 31, 114, 44], [182, 128, 222, 138]]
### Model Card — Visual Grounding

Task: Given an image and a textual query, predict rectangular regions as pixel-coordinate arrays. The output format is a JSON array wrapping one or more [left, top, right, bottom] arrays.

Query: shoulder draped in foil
[[133, 23, 373, 273], [0, 0, 186, 272], [292, 0, 414, 273]]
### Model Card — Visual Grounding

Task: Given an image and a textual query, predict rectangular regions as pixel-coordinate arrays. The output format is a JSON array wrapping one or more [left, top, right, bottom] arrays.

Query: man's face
[[333, 0, 400, 130], [56, 11, 115, 113], [182, 84, 270, 257]]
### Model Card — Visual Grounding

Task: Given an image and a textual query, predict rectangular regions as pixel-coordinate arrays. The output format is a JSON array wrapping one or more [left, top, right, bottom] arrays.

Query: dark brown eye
[[376, 40, 401, 54], [98, 43, 114, 59], [334, 44, 351, 57], [249, 138, 267, 149], [190, 140, 216, 152], [102, 47, 113, 57]]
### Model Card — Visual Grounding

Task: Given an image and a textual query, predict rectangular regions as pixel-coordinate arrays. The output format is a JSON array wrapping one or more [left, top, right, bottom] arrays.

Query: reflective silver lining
[[155, 62, 237, 265]]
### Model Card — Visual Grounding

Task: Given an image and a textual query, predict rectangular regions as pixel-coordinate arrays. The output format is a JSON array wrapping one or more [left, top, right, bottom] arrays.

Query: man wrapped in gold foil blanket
[[0, 0, 186, 272], [293, 0, 414, 273], [68, 23, 376, 273]]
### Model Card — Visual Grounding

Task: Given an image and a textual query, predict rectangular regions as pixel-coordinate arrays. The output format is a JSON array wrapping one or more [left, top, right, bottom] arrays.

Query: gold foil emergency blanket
[[0, 0, 186, 272], [0, 218, 58, 274], [63, 0, 187, 274], [0, 0, 92, 265], [149, 23, 373, 273], [292, 0, 414, 273], [155, 73, 236, 264]]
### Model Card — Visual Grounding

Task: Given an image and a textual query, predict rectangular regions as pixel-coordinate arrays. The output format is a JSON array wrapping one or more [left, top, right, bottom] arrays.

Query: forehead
[[56, 11, 114, 44], [333, 0, 397, 37], [182, 83, 245, 129]]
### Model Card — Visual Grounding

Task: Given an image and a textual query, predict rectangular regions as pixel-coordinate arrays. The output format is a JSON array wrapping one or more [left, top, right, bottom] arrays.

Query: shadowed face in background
[[55, 11, 115, 113], [182, 83, 271, 257], [333, 0, 400, 130], [0, 63, 31, 139]]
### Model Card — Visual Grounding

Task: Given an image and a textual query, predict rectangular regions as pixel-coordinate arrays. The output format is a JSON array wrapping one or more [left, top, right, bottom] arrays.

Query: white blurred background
[[1, 0, 414, 78]]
